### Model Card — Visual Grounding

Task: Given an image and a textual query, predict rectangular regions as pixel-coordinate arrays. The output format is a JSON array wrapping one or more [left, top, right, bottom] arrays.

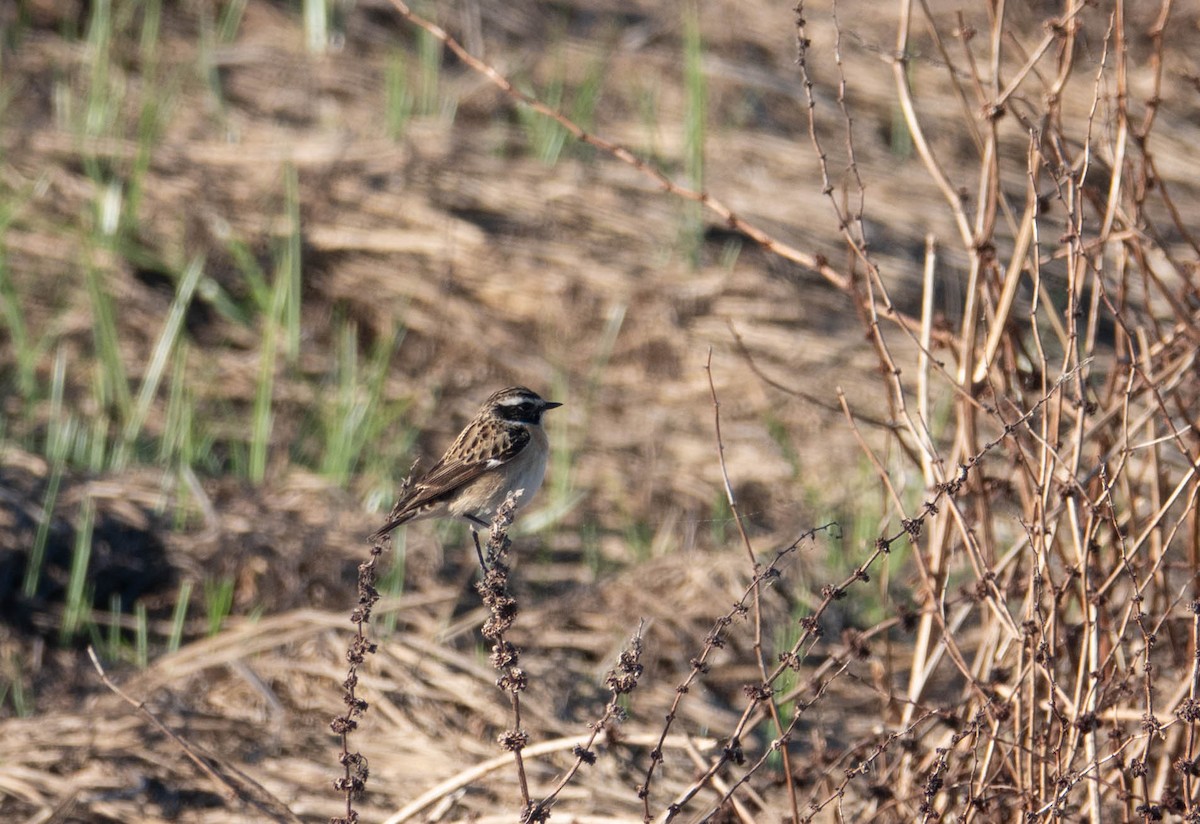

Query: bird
[[369, 386, 562, 565]]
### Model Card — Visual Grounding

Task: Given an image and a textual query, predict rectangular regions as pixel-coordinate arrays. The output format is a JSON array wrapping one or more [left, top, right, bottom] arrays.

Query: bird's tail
[[367, 515, 407, 544]]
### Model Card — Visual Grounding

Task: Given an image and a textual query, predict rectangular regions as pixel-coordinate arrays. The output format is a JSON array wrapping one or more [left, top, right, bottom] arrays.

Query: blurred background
[[1, 0, 1199, 821]]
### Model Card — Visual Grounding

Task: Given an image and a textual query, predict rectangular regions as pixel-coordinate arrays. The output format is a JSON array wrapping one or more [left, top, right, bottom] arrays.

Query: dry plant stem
[[703, 351, 799, 824], [796, 0, 984, 518], [385, 0, 951, 347], [1099, 2, 1128, 243], [892, 0, 974, 251], [363, 3, 1194, 818], [794, 1, 868, 262], [974, 150, 1039, 384], [382, 0, 851, 290], [795, 6, 985, 425], [330, 533, 384, 824], [1108, 466, 1161, 817], [637, 533, 822, 822], [87, 646, 236, 803], [708, 629, 960, 822], [817, 165, 1019, 735], [659, 371, 1076, 823], [795, 4, 918, 388], [1041, 17, 1198, 471], [525, 625, 645, 823], [332, 468, 418, 823], [1181, 605, 1200, 817], [87, 647, 303, 824], [836, 390, 990, 720], [1088, 267, 1199, 473], [672, 377, 1075, 820], [798, 1, 965, 476], [727, 321, 899, 435], [804, 710, 942, 821], [917, 236, 937, 483], [472, 496, 536, 820], [384, 733, 697, 824], [794, 5, 1029, 646], [657, 551, 825, 820], [662, 530, 896, 821], [680, 737, 759, 824], [860, 233, 1023, 712], [689, 656, 854, 824], [1127, 0, 1198, 268], [895, 0, 982, 465]]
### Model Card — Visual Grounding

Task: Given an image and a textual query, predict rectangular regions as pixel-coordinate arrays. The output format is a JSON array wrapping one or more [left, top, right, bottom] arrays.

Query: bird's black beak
[[542, 401, 563, 411]]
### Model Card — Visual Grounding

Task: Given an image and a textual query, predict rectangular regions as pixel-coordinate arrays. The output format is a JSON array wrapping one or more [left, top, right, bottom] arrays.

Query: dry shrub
[[291, 1, 1200, 821], [379, 0, 1200, 820]]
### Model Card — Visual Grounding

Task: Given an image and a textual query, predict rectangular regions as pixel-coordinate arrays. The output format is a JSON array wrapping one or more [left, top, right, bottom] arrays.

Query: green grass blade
[[217, 0, 248, 42], [385, 49, 414, 139], [320, 320, 361, 483], [85, 262, 131, 421], [249, 253, 290, 484], [248, 167, 303, 482], [25, 466, 66, 598], [205, 577, 235, 637], [417, 27, 443, 117], [60, 496, 96, 642], [24, 350, 72, 597], [115, 256, 204, 466], [134, 601, 149, 668], [302, 0, 329, 54], [167, 580, 193, 653], [105, 593, 122, 659], [222, 231, 271, 314], [321, 321, 403, 484], [282, 164, 301, 362], [85, 371, 112, 471], [4, 655, 31, 717], [161, 340, 191, 465]]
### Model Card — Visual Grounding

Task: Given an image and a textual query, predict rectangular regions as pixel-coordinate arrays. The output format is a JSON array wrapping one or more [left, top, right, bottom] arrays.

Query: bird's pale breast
[[447, 423, 550, 522]]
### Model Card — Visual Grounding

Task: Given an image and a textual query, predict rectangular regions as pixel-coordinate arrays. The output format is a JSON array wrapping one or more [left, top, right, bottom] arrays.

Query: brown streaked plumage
[[369, 387, 562, 549]]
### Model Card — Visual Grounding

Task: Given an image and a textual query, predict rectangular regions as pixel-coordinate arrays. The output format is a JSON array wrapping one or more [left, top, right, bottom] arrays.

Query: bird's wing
[[374, 420, 529, 533]]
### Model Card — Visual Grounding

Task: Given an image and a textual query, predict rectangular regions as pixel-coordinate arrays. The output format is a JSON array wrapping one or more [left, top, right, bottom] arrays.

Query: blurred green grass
[[0, 0, 705, 678]]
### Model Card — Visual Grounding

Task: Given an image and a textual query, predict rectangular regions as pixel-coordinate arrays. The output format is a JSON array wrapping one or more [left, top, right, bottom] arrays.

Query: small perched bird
[[369, 386, 562, 563]]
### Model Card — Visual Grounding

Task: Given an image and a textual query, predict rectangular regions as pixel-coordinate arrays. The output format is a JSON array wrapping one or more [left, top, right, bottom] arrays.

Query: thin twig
[[88, 647, 303, 824], [703, 350, 799, 824]]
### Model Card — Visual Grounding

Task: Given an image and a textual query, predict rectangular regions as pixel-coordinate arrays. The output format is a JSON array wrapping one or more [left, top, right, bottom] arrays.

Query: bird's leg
[[470, 528, 487, 570], [465, 514, 494, 570]]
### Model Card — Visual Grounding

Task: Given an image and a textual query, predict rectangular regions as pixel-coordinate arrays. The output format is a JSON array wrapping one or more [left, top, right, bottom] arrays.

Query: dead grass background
[[1, 0, 1200, 822]]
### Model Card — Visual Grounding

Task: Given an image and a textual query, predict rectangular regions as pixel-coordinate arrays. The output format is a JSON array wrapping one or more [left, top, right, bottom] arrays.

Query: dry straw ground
[[2, 0, 1200, 822]]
